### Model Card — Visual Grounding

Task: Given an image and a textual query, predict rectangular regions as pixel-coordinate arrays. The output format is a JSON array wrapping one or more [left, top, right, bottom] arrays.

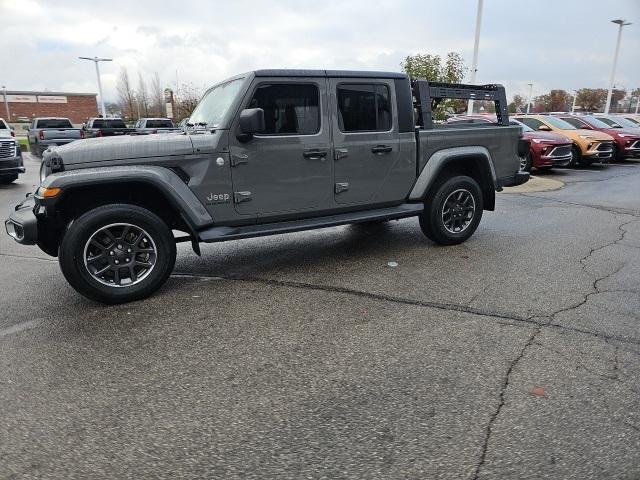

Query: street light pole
[[526, 83, 533, 113], [78, 56, 113, 118], [636, 97, 639, 115], [467, 0, 483, 115], [2, 85, 10, 120], [604, 19, 631, 114], [571, 91, 578, 113]]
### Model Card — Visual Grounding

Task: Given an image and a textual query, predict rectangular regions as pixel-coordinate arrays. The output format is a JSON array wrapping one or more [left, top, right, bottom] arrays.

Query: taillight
[[38, 130, 44, 140], [80, 130, 85, 139], [11, 130, 15, 137], [151, 129, 157, 134], [97, 130, 103, 137]]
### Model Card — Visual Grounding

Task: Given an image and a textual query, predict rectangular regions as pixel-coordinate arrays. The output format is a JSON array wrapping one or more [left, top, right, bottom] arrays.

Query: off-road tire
[[419, 175, 483, 246], [59, 204, 176, 304]]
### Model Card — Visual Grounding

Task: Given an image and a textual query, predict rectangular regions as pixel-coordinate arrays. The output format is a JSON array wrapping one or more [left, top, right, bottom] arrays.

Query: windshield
[[605, 116, 638, 128], [580, 116, 615, 129], [623, 116, 640, 126], [545, 116, 576, 130], [188, 78, 245, 128]]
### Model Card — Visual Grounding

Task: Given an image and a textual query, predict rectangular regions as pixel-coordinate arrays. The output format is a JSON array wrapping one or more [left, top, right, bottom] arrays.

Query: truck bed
[[417, 124, 522, 182]]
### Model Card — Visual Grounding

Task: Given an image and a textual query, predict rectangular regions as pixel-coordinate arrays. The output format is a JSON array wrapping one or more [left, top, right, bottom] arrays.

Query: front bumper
[[583, 141, 614, 161], [622, 140, 640, 158], [0, 154, 25, 176], [5, 196, 38, 245]]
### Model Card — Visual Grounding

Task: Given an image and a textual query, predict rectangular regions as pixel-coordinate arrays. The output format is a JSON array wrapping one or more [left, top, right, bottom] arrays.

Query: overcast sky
[[1, 0, 639, 103]]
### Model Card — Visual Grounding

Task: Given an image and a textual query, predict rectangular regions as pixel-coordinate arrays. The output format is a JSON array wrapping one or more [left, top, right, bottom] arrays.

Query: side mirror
[[237, 108, 265, 141], [538, 125, 551, 131]]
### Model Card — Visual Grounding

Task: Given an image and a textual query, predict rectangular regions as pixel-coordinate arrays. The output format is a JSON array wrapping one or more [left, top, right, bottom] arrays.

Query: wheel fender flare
[[41, 165, 213, 229], [408, 146, 497, 201]]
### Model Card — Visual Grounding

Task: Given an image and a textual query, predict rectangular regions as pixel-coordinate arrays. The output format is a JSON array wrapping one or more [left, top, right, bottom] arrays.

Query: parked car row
[[447, 112, 640, 172]]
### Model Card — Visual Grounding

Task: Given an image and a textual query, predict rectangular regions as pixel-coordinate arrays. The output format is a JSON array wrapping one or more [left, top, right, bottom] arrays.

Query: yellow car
[[516, 115, 614, 166]]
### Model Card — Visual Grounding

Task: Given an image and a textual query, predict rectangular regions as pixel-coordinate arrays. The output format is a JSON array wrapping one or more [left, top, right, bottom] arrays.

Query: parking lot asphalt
[[1, 153, 639, 479]]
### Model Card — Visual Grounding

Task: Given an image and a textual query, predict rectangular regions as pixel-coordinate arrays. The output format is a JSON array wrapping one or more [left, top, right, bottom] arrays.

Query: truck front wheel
[[59, 204, 176, 304], [419, 175, 483, 245]]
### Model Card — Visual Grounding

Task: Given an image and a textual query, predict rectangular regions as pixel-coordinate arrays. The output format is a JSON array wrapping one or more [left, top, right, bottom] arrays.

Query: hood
[[46, 133, 196, 166], [565, 129, 614, 142], [523, 130, 571, 144], [602, 128, 640, 139]]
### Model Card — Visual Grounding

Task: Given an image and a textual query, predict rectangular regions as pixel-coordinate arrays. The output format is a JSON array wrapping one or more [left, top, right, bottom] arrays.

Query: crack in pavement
[[471, 325, 542, 480], [558, 170, 640, 185], [172, 271, 543, 324], [469, 212, 640, 479], [0, 252, 57, 263], [518, 193, 640, 218]]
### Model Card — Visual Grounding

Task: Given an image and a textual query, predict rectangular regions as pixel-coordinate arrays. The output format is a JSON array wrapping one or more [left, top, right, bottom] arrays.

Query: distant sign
[[38, 96, 68, 104], [7, 94, 37, 103]]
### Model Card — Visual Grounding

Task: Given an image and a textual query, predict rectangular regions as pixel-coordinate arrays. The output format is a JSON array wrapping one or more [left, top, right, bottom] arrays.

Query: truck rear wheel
[[419, 175, 483, 245], [59, 204, 176, 304]]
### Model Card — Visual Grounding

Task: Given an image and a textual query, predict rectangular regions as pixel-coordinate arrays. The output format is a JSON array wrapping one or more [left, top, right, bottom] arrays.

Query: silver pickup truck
[[6, 69, 528, 303], [27, 117, 83, 158], [133, 118, 181, 135]]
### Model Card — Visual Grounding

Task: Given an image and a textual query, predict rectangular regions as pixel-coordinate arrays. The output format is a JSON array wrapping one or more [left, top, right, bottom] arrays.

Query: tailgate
[[42, 129, 81, 141]]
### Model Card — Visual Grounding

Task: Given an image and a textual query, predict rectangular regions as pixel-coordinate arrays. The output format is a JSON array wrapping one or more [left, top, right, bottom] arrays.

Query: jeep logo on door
[[206, 193, 231, 204]]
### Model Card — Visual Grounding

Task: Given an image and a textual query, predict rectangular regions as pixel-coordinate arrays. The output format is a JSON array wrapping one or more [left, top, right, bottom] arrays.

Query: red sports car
[[447, 115, 572, 171], [557, 115, 640, 160]]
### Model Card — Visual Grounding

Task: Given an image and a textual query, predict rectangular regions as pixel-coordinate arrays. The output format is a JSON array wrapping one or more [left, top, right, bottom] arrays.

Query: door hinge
[[233, 191, 252, 203], [231, 153, 249, 167], [335, 182, 349, 194]]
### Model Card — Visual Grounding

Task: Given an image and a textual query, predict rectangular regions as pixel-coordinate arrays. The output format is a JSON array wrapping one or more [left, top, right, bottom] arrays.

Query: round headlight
[[39, 162, 48, 184]]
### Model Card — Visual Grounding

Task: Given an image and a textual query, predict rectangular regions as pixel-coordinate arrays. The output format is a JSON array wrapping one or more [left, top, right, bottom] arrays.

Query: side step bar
[[198, 203, 424, 243]]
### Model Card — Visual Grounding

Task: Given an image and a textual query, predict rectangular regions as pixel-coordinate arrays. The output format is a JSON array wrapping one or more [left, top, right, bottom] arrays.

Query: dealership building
[[2, 90, 98, 124]]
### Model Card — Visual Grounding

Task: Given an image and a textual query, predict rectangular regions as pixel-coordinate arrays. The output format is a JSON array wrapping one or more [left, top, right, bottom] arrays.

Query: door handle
[[371, 145, 393, 154], [303, 149, 328, 160], [335, 148, 348, 160], [231, 153, 248, 167]]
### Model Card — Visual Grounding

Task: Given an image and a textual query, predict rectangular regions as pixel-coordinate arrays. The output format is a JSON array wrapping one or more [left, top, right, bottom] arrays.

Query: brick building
[[2, 91, 98, 124]]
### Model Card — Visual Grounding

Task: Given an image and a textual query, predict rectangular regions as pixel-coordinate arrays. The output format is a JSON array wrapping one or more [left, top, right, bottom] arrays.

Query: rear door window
[[517, 118, 545, 130], [336, 84, 391, 132], [37, 119, 73, 128], [146, 120, 174, 128], [561, 117, 587, 129]]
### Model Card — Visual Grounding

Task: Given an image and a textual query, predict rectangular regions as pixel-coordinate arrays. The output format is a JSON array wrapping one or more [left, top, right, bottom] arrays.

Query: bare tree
[[149, 72, 164, 117], [137, 72, 150, 117], [176, 83, 203, 120], [116, 68, 136, 120]]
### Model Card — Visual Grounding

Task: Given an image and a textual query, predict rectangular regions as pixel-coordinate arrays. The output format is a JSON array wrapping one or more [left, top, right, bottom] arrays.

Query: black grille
[[0, 140, 16, 159], [597, 142, 613, 152], [549, 145, 571, 157]]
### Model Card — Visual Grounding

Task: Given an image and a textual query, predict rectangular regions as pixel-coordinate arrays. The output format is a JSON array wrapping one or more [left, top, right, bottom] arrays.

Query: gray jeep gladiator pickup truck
[[6, 69, 528, 303]]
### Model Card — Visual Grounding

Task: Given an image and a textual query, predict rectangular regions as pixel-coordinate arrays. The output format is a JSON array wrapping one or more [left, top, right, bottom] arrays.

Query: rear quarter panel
[[418, 124, 521, 181]]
